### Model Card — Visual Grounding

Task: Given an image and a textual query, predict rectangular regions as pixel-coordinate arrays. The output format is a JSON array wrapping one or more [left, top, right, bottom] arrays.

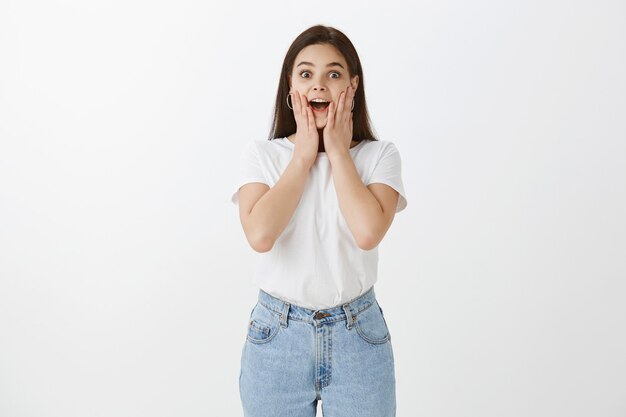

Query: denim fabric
[[239, 285, 396, 417]]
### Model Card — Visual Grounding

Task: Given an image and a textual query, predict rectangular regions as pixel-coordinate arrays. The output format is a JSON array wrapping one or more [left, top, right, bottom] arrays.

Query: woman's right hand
[[291, 90, 319, 167]]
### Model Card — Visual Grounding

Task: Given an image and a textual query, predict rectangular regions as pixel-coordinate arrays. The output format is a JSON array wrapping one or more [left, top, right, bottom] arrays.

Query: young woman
[[231, 24, 407, 417]]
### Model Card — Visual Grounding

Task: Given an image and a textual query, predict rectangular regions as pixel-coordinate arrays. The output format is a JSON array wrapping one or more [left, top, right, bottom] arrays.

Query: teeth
[[311, 98, 329, 103]]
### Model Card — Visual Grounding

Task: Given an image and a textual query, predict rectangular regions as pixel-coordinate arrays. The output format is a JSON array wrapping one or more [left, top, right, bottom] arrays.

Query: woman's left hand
[[323, 85, 354, 157]]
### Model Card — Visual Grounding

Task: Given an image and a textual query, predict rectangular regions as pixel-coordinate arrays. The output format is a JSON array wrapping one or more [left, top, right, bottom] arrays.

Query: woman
[[231, 24, 407, 417]]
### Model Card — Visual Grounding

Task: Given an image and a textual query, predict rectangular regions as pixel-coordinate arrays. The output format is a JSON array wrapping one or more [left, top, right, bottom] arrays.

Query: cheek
[[331, 88, 347, 103], [290, 79, 304, 93], [291, 87, 308, 102]]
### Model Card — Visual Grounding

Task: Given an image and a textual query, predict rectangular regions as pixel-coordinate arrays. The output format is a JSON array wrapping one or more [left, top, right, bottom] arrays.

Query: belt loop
[[279, 302, 290, 328], [342, 303, 354, 330]]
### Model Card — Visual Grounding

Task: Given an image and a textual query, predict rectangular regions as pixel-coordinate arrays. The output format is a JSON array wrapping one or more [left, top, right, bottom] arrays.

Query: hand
[[323, 85, 354, 158], [291, 90, 319, 167]]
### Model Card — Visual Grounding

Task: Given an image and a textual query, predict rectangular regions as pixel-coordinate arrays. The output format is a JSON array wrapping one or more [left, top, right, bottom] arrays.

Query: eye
[[298, 70, 342, 79]]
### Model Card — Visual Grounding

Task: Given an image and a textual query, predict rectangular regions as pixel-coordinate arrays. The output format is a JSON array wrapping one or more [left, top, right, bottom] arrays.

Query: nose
[[312, 75, 327, 92]]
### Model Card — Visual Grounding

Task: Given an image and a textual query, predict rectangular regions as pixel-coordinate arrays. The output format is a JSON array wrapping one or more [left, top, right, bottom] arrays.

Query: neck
[[317, 129, 325, 152]]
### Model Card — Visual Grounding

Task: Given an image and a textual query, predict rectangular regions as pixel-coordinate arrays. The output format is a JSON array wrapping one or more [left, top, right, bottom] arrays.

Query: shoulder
[[244, 138, 291, 155], [375, 139, 401, 151], [359, 139, 402, 158]]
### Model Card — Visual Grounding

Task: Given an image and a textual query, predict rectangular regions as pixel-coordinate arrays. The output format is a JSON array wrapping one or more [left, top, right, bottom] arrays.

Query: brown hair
[[268, 25, 378, 142]]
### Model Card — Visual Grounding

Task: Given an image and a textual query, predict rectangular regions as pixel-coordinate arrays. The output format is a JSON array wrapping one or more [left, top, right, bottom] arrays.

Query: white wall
[[1, 1, 625, 416]]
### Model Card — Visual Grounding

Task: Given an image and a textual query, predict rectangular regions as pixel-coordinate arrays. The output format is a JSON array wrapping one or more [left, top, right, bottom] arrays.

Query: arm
[[238, 156, 312, 253], [328, 151, 399, 251]]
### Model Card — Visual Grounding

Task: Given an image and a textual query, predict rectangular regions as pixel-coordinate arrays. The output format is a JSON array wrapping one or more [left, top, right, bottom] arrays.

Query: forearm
[[247, 156, 312, 248], [328, 151, 384, 249]]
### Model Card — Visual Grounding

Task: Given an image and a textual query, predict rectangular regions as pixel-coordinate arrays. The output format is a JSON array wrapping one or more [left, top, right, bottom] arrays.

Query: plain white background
[[1, 0, 625, 416]]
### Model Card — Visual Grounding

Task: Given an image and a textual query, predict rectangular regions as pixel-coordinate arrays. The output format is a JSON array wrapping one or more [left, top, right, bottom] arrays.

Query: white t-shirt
[[231, 137, 407, 310]]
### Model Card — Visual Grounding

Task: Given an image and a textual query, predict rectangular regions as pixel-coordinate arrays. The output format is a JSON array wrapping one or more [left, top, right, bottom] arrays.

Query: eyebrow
[[296, 61, 345, 70]]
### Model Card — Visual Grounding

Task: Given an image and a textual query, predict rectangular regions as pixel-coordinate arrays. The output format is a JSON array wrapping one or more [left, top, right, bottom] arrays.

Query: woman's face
[[289, 43, 359, 130]]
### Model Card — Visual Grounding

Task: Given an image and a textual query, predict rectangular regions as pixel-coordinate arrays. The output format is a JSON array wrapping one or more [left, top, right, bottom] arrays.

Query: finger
[[327, 101, 335, 129], [293, 91, 300, 120], [344, 86, 352, 116], [295, 90, 301, 116], [306, 105, 315, 131], [300, 93, 309, 118], [348, 86, 354, 113], [302, 94, 312, 127], [337, 90, 345, 120]]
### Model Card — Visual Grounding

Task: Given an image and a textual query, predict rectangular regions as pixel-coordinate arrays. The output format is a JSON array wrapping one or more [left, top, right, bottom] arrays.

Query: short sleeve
[[365, 142, 408, 213], [231, 141, 269, 206]]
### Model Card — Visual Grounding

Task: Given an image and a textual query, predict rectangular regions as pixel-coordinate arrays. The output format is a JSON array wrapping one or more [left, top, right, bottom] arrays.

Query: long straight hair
[[268, 25, 378, 142]]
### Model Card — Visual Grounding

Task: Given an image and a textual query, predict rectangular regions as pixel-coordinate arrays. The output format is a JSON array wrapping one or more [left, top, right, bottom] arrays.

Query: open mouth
[[309, 99, 330, 111]]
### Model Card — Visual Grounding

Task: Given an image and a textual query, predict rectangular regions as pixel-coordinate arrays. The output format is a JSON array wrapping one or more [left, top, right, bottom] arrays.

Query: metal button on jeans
[[314, 311, 330, 319]]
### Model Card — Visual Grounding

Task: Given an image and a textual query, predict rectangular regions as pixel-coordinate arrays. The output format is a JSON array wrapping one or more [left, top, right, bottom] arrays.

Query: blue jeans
[[239, 285, 396, 417]]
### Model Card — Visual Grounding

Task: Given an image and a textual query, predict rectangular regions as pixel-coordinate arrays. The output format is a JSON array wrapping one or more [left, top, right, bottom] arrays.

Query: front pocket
[[354, 301, 390, 345], [246, 303, 280, 344]]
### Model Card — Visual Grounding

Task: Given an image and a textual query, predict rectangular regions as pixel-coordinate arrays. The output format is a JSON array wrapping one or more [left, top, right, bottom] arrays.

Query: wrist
[[327, 148, 351, 164], [290, 154, 314, 172]]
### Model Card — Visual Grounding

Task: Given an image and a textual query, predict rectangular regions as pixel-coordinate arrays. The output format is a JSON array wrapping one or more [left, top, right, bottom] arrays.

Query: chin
[[315, 119, 328, 129]]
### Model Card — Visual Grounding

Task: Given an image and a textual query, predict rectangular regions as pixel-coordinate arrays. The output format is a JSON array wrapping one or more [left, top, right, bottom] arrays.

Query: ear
[[351, 75, 359, 91]]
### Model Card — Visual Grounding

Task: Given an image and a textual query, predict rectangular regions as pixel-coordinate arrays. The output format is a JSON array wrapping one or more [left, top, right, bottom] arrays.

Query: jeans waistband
[[257, 285, 378, 327]]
